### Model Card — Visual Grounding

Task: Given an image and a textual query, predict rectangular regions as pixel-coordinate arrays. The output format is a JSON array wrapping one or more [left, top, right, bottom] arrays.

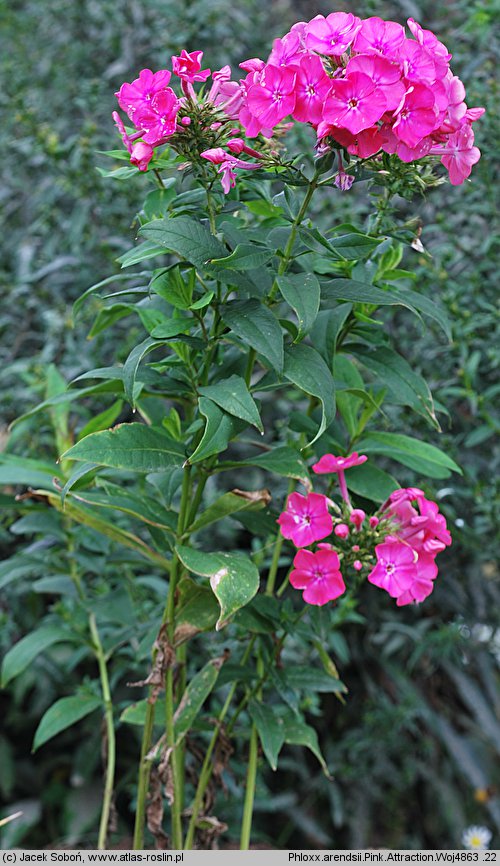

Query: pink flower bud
[[350, 509, 366, 530], [130, 141, 154, 171], [352, 544, 360, 552], [353, 560, 363, 571], [181, 116, 191, 125], [369, 516, 380, 528], [334, 523, 350, 539]]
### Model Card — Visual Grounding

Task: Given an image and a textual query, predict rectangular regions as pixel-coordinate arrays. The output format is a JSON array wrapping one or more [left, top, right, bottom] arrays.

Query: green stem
[[265, 534, 284, 597], [133, 700, 156, 849], [183, 637, 256, 849], [240, 724, 259, 850], [89, 614, 116, 851], [268, 170, 321, 302]]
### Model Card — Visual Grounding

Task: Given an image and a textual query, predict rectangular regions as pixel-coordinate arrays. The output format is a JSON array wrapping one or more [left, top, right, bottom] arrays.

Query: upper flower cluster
[[278, 453, 452, 608], [237, 13, 484, 184]]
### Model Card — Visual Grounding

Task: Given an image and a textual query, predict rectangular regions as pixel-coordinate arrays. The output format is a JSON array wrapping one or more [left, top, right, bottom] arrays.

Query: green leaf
[[140, 216, 226, 268], [123, 338, 165, 407], [120, 700, 166, 728], [150, 267, 193, 309], [327, 233, 382, 260], [87, 303, 133, 338], [209, 244, 274, 272], [174, 657, 224, 744], [189, 491, 268, 533], [118, 241, 166, 269], [33, 694, 102, 752], [283, 666, 348, 693], [174, 577, 219, 645], [77, 400, 123, 440], [188, 398, 241, 464], [0, 454, 62, 488], [221, 299, 284, 374], [1, 626, 71, 688], [60, 462, 99, 506], [282, 713, 331, 777], [346, 464, 399, 503], [64, 486, 177, 533], [175, 545, 260, 630], [321, 278, 419, 316], [62, 423, 185, 472], [199, 375, 263, 433], [277, 273, 320, 340], [249, 701, 285, 771], [351, 344, 438, 428], [238, 446, 310, 485], [386, 286, 451, 340], [356, 432, 462, 479], [283, 344, 335, 445]]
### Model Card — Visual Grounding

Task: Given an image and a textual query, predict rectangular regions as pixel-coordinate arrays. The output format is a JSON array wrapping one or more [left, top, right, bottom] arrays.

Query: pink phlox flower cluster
[[290, 548, 346, 606], [368, 488, 452, 605], [114, 54, 245, 174], [237, 13, 483, 184]]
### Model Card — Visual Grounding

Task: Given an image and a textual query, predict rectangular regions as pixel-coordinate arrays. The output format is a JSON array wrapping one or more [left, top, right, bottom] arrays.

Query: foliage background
[[0, 0, 498, 850]]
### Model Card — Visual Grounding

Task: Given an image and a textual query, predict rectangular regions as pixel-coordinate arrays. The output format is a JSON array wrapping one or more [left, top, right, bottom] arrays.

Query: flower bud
[[350, 509, 366, 529], [130, 142, 154, 171], [334, 523, 350, 539]]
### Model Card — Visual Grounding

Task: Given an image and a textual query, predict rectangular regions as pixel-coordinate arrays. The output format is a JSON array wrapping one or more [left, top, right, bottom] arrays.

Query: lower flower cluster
[[278, 453, 452, 607]]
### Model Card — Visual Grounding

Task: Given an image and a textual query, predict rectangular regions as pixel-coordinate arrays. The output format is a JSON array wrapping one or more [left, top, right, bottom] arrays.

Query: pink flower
[[346, 54, 405, 111], [383, 488, 452, 556], [171, 49, 210, 83], [133, 89, 180, 145], [353, 17, 405, 60], [432, 123, 481, 185], [246, 64, 297, 129], [353, 560, 363, 572], [407, 18, 451, 76], [395, 553, 438, 606], [312, 453, 368, 474], [292, 55, 332, 125], [290, 549, 346, 606], [115, 68, 172, 121], [350, 509, 366, 530], [399, 39, 436, 86], [278, 492, 333, 548], [200, 147, 262, 194], [268, 30, 304, 67], [334, 523, 350, 539], [367, 541, 417, 598], [369, 516, 380, 528], [130, 141, 154, 171], [392, 85, 438, 148], [323, 72, 387, 135], [305, 12, 361, 56]]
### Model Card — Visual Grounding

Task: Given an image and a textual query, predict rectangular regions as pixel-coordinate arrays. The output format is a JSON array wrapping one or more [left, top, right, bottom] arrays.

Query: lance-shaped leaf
[[221, 299, 284, 374], [208, 244, 275, 272], [277, 273, 320, 340], [62, 423, 185, 472], [33, 694, 102, 752], [140, 216, 226, 268], [356, 432, 462, 478], [174, 577, 219, 645], [1, 626, 72, 688], [199, 375, 263, 433], [174, 656, 226, 744], [320, 278, 420, 317], [176, 545, 260, 630], [188, 398, 243, 464], [231, 446, 310, 486], [310, 304, 352, 365], [189, 489, 270, 533], [282, 712, 331, 778], [249, 701, 285, 771], [283, 344, 335, 446]]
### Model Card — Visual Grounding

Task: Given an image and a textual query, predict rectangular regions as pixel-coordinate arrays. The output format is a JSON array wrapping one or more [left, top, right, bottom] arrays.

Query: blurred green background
[[0, 0, 499, 850]]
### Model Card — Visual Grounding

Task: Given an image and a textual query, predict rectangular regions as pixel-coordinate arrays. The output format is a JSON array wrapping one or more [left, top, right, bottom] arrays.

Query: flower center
[[348, 98, 359, 109], [306, 85, 316, 97], [273, 89, 283, 103], [385, 563, 395, 574]]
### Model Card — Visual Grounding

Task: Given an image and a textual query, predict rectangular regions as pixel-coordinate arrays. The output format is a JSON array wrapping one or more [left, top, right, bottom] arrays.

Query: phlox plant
[[0, 9, 484, 852]]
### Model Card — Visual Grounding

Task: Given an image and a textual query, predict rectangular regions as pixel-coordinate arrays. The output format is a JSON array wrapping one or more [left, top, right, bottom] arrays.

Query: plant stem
[[268, 170, 321, 301], [133, 700, 156, 849], [240, 723, 259, 850], [183, 637, 256, 849], [89, 613, 116, 851]]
